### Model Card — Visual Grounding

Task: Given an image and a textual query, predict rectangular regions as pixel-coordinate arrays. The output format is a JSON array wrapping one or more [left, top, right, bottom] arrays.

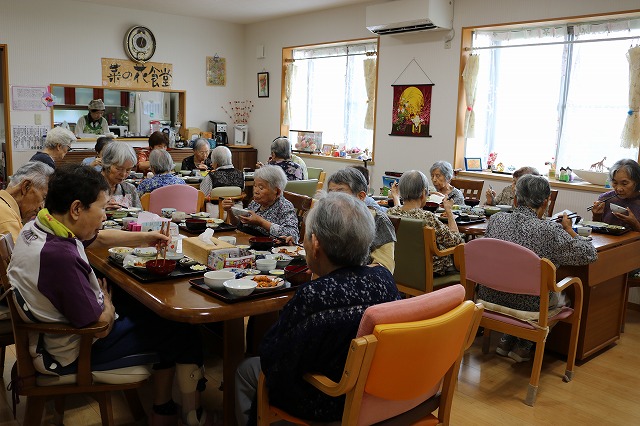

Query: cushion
[[36, 365, 152, 386], [477, 298, 563, 321]]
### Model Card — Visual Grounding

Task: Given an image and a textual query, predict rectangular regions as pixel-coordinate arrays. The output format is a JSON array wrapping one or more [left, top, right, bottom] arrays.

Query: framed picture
[[257, 72, 269, 98], [321, 144, 333, 155], [464, 157, 483, 171]]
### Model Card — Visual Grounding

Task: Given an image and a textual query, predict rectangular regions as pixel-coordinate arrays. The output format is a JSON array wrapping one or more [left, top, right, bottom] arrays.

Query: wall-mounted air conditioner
[[366, 0, 453, 35]]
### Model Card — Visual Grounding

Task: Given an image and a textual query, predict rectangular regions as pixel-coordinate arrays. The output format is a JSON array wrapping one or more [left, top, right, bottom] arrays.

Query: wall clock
[[124, 26, 156, 63]]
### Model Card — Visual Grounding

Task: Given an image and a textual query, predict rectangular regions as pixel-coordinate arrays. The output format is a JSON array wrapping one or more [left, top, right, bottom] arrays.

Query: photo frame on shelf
[[464, 157, 483, 171], [321, 144, 333, 155], [257, 72, 269, 98]]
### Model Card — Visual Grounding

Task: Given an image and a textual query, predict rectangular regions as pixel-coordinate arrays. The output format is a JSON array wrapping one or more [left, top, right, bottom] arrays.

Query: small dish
[[204, 270, 236, 290], [268, 269, 285, 276], [190, 264, 207, 271], [190, 212, 211, 218], [256, 258, 277, 273], [108, 247, 134, 263], [133, 247, 157, 258], [265, 253, 293, 269], [125, 256, 149, 269], [236, 244, 251, 250], [251, 275, 285, 291], [271, 246, 306, 258], [223, 279, 257, 296]]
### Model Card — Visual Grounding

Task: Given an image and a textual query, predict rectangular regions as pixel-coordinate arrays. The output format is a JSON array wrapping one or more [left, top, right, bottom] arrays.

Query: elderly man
[[30, 126, 76, 169], [0, 162, 54, 242], [327, 167, 396, 272], [235, 192, 399, 425]]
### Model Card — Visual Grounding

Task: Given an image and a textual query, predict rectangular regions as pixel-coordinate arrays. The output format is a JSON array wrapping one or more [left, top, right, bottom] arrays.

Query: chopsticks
[[156, 222, 170, 265], [550, 212, 581, 223], [586, 194, 618, 211]]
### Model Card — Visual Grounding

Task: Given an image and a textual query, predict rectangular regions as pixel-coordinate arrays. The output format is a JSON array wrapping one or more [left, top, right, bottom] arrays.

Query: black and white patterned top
[[268, 159, 304, 181], [240, 196, 299, 242], [479, 206, 597, 311], [199, 166, 245, 196], [260, 265, 400, 422], [448, 187, 465, 205]]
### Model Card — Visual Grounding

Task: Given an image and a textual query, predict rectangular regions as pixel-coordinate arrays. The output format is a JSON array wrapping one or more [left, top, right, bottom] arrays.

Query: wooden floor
[[0, 311, 638, 425]]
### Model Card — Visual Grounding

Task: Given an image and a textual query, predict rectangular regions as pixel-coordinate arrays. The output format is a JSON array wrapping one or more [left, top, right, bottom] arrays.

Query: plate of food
[[581, 221, 630, 235], [133, 247, 157, 258], [272, 246, 306, 258], [124, 256, 149, 270], [191, 212, 211, 218], [251, 275, 285, 291]]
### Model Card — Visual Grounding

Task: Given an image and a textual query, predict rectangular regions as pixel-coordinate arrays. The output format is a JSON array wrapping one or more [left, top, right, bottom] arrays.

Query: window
[[282, 39, 378, 156], [461, 15, 640, 174]]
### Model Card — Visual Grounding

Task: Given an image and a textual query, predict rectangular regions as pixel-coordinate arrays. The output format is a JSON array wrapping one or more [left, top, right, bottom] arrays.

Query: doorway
[[0, 45, 11, 186]]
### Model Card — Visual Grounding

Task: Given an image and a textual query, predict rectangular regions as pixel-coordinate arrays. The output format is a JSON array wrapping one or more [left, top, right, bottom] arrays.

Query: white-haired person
[[30, 126, 76, 169], [235, 192, 399, 425], [429, 160, 465, 205], [257, 136, 304, 181], [100, 142, 141, 209], [199, 145, 245, 196], [221, 165, 299, 242], [137, 149, 186, 195], [75, 99, 111, 137], [327, 168, 396, 273], [181, 138, 212, 171]]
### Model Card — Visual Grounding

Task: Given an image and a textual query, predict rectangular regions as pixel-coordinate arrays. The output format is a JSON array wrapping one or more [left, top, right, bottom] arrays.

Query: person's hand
[[239, 210, 265, 227], [613, 208, 640, 231], [221, 198, 235, 211], [99, 278, 112, 302], [106, 198, 123, 210], [485, 188, 496, 205], [91, 157, 103, 168], [196, 163, 208, 170], [390, 182, 400, 199], [255, 162, 264, 169], [560, 213, 576, 235], [442, 197, 455, 213], [591, 200, 605, 216], [137, 231, 170, 248]]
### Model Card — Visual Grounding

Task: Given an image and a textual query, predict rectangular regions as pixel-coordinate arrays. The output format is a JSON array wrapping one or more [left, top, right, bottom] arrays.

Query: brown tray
[[588, 225, 630, 236], [108, 257, 207, 283], [189, 277, 298, 303]]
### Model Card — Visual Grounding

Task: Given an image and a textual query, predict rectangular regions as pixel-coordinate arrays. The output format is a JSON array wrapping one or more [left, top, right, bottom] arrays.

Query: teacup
[[576, 226, 592, 237], [161, 207, 177, 219]]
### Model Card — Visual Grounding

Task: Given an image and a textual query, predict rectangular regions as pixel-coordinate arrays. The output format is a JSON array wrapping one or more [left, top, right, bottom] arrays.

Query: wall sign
[[101, 58, 173, 89], [11, 86, 48, 111]]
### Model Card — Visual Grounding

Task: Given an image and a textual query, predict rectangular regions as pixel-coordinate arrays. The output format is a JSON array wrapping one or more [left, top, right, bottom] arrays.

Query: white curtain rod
[[286, 51, 377, 62], [466, 34, 639, 51]]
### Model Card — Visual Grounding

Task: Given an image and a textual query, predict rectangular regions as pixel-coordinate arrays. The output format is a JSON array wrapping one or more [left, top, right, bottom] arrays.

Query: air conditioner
[[366, 0, 453, 35]]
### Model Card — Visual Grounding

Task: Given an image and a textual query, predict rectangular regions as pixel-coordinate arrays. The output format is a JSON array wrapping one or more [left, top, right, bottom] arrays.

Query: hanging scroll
[[391, 84, 433, 137]]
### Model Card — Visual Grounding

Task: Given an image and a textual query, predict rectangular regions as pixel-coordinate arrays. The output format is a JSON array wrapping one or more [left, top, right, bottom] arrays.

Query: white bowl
[[231, 207, 251, 218], [223, 278, 257, 296], [108, 247, 134, 263], [575, 226, 592, 237], [204, 270, 236, 290], [496, 204, 512, 212], [573, 169, 609, 186], [610, 203, 628, 214], [256, 258, 277, 273], [133, 247, 157, 258], [265, 253, 293, 269]]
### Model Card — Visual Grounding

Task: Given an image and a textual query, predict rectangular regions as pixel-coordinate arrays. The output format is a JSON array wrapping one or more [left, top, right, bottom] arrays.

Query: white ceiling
[[71, 0, 376, 24]]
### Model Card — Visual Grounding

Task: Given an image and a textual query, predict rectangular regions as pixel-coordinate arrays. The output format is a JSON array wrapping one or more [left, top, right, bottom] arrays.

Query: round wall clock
[[124, 26, 156, 62]]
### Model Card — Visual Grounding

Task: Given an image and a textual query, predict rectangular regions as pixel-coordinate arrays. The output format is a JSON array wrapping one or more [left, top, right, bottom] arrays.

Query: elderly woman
[[199, 145, 245, 196], [258, 136, 303, 181], [101, 142, 141, 209], [387, 170, 463, 275], [137, 131, 169, 173], [75, 99, 110, 137], [221, 165, 299, 242], [30, 127, 76, 169], [82, 135, 114, 172], [486, 166, 540, 206], [482, 174, 597, 362], [430, 160, 464, 205], [181, 138, 212, 171], [327, 168, 396, 272], [137, 149, 186, 195], [234, 192, 399, 425], [591, 159, 640, 232]]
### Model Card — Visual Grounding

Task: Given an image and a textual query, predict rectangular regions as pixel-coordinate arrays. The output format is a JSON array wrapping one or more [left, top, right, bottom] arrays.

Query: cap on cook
[[88, 99, 105, 111]]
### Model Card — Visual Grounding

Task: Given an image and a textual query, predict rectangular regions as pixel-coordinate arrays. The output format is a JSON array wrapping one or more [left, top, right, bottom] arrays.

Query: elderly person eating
[[82, 135, 113, 172], [137, 149, 186, 195], [486, 166, 540, 206], [137, 131, 169, 174], [482, 174, 597, 362], [591, 158, 640, 232], [327, 167, 396, 272], [101, 142, 141, 209], [234, 192, 400, 425], [30, 126, 76, 169], [199, 145, 245, 196], [182, 138, 212, 171], [257, 136, 304, 181], [221, 165, 299, 242], [430, 160, 464, 205], [387, 170, 463, 275]]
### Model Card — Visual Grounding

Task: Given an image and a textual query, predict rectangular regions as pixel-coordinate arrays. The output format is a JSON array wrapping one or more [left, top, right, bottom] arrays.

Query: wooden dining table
[[86, 230, 295, 425]]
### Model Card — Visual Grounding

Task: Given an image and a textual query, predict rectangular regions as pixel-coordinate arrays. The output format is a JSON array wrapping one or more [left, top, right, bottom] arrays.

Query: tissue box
[[181, 236, 240, 268]]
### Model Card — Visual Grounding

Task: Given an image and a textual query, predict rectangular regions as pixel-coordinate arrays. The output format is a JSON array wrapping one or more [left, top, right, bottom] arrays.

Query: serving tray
[[108, 257, 206, 283], [189, 277, 298, 303], [587, 225, 630, 236], [438, 216, 486, 225], [178, 222, 237, 235]]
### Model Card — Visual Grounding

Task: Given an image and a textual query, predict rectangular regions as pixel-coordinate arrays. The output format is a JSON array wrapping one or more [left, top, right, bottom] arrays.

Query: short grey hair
[[515, 174, 551, 208], [193, 138, 210, 152], [399, 170, 428, 201], [211, 146, 233, 167], [430, 161, 454, 182], [304, 192, 375, 267], [609, 159, 640, 192], [101, 142, 137, 171], [513, 166, 540, 179], [254, 165, 287, 193], [327, 168, 368, 195], [44, 127, 76, 149], [149, 149, 174, 174], [8, 161, 54, 190], [271, 137, 292, 160]]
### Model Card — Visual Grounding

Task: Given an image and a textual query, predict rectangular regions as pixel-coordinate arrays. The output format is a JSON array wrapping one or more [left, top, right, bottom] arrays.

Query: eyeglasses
[[90, 110, 105, 114]]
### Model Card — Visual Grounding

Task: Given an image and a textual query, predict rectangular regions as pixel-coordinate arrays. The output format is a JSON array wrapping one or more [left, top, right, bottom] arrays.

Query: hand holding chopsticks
[[552, 212, 581, 223], [156, 222, 171, 265], [587, 194, 617, 211]]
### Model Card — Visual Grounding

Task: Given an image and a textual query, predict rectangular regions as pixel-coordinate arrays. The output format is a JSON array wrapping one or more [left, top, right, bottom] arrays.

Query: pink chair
[[458, 238, 583, 406], [140, 184, 205, 215]]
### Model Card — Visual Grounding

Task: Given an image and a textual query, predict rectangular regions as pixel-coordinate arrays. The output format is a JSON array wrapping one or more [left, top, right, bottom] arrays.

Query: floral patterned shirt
[[136, 174, 186, 195], [487, 185, 515, 206], [386, 206, 464, 275], [241, 196, 299, 242], [268, 159, 304, 181]]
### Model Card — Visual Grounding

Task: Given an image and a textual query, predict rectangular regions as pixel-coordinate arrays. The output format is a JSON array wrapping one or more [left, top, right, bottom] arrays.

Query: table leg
[[223, 317, 245, 426]]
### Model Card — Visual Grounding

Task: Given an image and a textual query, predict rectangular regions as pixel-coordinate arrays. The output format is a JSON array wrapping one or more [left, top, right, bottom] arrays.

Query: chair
[[284, 179, 319, 198], [283, 191, 313, 242], [622, 274, 640, 332], [0, 233, 152, 425], [317, 171, 327, 192], [392, 218, 462, 297], [207, 186, 246, 221], [458, 237, 583, 406], [257, 284, 483, 425], [307, 167, 323, 180], [140, 184, 205, 215], [546, 189, 559, 217], [450, 178, 484, 200]]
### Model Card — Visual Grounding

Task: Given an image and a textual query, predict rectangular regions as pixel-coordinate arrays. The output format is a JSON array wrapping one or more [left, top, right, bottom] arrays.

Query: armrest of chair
[[304, 335, 376, 397], [424, 227, 458, 258], [16, 321, 109, 335]]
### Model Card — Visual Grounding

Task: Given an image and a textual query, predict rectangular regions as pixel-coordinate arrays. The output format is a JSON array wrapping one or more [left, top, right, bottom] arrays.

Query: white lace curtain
[[363, 57, 377, 130], [283, 63, 295, 126], [621, 45, 640, 148], [462, 54, 480, 138]]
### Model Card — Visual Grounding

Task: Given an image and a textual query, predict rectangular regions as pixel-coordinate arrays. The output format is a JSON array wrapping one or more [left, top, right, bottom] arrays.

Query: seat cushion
[[477, 298, 563, 321], [36, 365, 152, 386]]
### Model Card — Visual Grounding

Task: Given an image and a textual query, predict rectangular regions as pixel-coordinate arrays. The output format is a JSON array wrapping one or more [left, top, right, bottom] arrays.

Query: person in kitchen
[[181, 138, 212, 171], [30, 126, 76, 169], [136, 131, 170, 174], [74, 99, 111, 137]]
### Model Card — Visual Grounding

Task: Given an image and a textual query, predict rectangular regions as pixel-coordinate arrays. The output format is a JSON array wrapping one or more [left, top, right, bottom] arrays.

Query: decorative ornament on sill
[[487, 152, 498, 170]]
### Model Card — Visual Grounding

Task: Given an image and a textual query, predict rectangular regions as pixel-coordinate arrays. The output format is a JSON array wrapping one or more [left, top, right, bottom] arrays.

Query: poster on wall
[[390, 84, 433, 137], [12, 125, 47, 151], [101, 58, 173, 89], [206, 56, 226, 86], [11, 86, 48, 111]]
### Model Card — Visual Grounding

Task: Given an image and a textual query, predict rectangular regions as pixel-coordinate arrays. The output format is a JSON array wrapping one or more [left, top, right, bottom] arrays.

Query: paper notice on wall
[[12, 125, 47, 151], [143, 101, 161, 117], [11, 86, 48, 111]]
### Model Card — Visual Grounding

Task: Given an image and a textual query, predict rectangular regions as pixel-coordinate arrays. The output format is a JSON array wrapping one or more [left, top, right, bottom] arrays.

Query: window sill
[[456, 170, 610, 194], [293, 151, 375, 165]]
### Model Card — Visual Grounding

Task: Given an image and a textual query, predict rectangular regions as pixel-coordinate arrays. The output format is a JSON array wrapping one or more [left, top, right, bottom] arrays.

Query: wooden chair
[[622, 274, 640, 332], [458, 237, 583, 406], [388, 215, 401, 233], [284, 179, 319, 198], [207, 186, 246, 222], [316, 171, 327, 192], [392, 218, 462, 297], [306, 167, 323, 180], [140, 184, 205, 214], [450, 177, 484, 200], [0, 233, 152, 425], [257, 285, 483, 425], [283, 191, 313, 242], [547, 189, 559, 217]]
